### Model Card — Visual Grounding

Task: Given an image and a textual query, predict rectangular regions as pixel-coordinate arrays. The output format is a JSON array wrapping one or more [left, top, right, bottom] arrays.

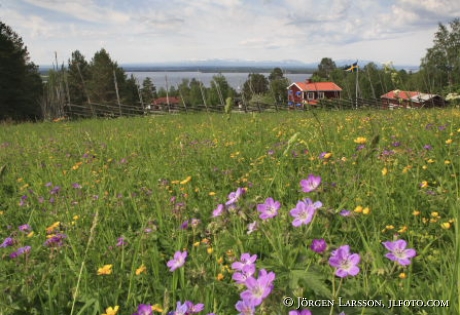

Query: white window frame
[[318, 92, 325, 99], [307, 92, 315, 100]]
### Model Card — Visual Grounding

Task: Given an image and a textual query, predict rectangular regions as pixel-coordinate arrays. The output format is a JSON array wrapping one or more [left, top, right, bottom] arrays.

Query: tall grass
[[0, 109, 458, 315]]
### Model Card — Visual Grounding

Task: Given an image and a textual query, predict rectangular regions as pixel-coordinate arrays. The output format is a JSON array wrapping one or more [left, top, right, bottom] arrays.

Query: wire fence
[[61, 97, 424, 119]]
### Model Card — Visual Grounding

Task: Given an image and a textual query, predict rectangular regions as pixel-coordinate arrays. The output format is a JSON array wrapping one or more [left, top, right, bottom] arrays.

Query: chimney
[[306, 79, 312, 84]]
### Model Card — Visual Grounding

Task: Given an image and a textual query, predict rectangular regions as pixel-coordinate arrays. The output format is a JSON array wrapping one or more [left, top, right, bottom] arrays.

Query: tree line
[[1, 18, 459, 121]]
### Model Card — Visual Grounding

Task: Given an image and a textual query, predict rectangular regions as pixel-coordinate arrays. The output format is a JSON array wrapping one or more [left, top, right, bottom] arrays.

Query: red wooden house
[[380, 90, 446, 109], [150, 96, 181, 110], [287, 79, 342, 107]]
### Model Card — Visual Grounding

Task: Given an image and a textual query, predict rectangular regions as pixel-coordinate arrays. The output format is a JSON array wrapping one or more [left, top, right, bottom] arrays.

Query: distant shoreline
[[39, 65, 316, 75]]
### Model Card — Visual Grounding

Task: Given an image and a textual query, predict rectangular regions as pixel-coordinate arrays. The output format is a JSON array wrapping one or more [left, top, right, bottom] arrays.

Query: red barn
[[287, 79, 342, 107]]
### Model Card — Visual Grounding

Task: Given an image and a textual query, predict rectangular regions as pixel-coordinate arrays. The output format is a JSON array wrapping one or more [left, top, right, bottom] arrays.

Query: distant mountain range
[[122, 59, 419, 72], [39, 59, 419, 73]]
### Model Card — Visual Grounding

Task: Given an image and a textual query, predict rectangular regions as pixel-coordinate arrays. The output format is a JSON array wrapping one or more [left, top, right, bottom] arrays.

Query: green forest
[[1, 18, 460, 121]]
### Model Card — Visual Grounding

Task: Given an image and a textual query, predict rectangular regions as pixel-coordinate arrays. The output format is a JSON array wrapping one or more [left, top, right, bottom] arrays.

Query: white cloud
[[1, 0, 458, 65], [22, 0, 130, 24]]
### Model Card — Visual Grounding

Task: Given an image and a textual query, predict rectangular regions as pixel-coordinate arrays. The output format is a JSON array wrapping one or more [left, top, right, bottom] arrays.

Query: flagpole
[[355, 66, 359, 110]]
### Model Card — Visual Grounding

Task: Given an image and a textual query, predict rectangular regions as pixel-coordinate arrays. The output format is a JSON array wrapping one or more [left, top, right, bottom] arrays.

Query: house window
[[318, 92, 325, 99], [307, 92, 315, 100]]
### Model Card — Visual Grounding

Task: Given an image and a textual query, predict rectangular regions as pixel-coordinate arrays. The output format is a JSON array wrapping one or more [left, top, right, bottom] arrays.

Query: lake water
[[125, 71, 312, 90]]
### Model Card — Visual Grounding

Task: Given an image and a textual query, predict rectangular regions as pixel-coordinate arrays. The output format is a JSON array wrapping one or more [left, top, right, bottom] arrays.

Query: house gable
[[287, 79, 342, 106]]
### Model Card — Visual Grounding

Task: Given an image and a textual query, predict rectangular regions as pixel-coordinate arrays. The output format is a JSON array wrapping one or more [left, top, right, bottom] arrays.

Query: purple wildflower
[[382, 239, 416, 266], [184, 301, 205, 313], [172, 301, 188, 315], [72, 183, 82, 189], [18, 224, 32, 232], [289, 310, 312, 315], [247, 221, 258, 235], [232, 264, 256, 284], [167, 250, 187, 271], [50, 186, 61, 194], [0, 237, 14, 248], [212, 204, 225, 217], [180, 220, 189, 229], [257, 197, 280, 220], [310, 239, 327, 253], [381, 149, 395, 156], [231, 253, 258, 271], [226, 187, 244, 207], [132, 304, 153, 315], [10, 245, 31, 259], [423, 144, 433, 150], [300, 174, 321, 193], [329, 245, 360, 278], [240, 269, 276, 306], [339, 209, 352, 217], [19, 195, 28, 206], [290, 198, 322, 227], [116, 236, 127, 247], [235, 299, 255, 315], [44, 233, 67, 247], [190, 218, 201, 228]]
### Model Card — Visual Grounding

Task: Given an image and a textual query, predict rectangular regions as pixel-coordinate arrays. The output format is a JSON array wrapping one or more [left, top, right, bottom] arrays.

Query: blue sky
[[1, 0, 459, 66]]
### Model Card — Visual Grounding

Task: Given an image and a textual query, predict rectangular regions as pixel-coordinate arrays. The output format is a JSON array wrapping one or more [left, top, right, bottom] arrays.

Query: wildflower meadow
[[0, 109, 458, 315]]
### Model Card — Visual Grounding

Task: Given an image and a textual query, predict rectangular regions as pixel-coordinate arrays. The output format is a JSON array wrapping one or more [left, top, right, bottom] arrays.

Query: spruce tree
[[0, 21, 42, 120]]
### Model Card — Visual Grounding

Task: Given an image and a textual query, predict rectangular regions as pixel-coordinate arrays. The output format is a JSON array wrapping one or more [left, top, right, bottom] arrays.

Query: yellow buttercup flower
[[217, 273, 225, 281], [135, 264, 147, 275], [441, 222, 451, 229], [97, 264, 113, 275], [362, 207, 371, 215], [412, 210, 420, 216], [208, 191, 216, 196], [180, 176, 192, 185], [382, 167, 388, 176], [46, 221, 61, 234], [399, 273, 407, 279], [354, 206, 363, 213], [102, 305, 119, 315], [420, 181, 428, 188], [207, 247, 213, 255], [152, 304, 163, 312], [445, 139, 453, 144], [354, 137, 367, 144]]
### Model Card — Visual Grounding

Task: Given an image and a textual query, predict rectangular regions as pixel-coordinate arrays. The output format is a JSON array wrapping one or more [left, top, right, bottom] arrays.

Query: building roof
[[152, 96, 181, 105], [381, 90, 441, 103], [288, 81, 342, 92]]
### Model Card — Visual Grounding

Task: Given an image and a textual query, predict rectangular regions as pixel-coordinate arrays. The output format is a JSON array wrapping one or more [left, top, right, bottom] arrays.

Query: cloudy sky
[[1, 0, 459, 67]]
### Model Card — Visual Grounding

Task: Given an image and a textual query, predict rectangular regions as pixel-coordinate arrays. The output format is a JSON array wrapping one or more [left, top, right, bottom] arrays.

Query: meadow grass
[[0, 109, 458, 315]]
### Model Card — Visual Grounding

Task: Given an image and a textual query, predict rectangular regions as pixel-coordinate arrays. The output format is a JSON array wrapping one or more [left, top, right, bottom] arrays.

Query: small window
[[318, 92, 325, 99], [307, 92, 315, 100]]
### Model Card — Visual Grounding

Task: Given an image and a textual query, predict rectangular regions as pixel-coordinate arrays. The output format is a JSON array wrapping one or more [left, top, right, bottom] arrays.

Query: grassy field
[[0, 109, 458, 315]]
